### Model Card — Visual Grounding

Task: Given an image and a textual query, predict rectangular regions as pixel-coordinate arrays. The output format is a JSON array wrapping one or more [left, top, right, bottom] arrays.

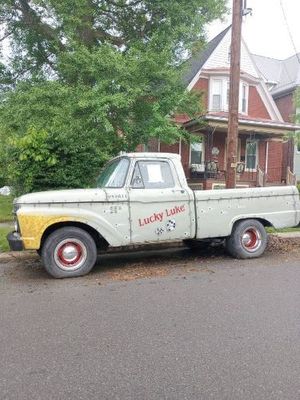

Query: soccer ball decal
[[155, 227, 165, 236], [166, 219, 176, 231]]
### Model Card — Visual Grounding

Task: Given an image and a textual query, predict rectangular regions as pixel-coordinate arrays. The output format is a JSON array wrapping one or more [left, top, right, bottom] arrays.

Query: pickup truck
[[7, 152, 300, 278]]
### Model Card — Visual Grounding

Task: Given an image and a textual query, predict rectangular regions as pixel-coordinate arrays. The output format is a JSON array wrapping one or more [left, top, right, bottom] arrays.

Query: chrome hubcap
[[241, 228, 261, 252], [54, 239, 87, 271]]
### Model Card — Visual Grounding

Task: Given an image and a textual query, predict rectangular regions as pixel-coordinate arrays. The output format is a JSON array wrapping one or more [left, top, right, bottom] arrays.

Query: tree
[[0, 0, 227, 193]]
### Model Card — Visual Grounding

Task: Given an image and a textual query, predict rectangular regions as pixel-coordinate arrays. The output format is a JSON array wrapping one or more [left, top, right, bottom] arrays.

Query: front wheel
[[41, 227, 97, 278], [226, 219, 268, 259]]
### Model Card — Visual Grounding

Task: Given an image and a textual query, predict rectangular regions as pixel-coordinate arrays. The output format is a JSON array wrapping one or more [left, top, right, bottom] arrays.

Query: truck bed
[[193, 186, 300, 239]]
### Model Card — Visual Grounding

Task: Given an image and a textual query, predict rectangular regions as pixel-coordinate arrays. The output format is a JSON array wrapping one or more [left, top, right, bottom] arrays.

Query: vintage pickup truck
[[7, 152, 300, 278]]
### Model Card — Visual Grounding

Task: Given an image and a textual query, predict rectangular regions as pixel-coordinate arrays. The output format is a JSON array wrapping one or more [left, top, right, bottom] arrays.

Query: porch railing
[[286, 167, 296, 186], [256, 166, 266, 187]]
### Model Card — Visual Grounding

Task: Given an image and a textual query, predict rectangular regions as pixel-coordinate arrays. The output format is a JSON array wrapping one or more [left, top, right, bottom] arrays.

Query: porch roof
[[184, 112, 300, 137]]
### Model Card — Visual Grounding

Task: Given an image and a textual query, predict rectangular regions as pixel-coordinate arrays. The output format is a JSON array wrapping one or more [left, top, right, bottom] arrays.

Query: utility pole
[[226, 0, 243, 188]]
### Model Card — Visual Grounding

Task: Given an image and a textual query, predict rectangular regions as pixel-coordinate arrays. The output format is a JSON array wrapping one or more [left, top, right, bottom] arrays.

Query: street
[[0, 240, 300, 400]]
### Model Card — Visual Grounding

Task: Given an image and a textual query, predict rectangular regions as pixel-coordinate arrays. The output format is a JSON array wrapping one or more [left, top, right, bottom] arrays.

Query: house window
[[211, 79, 222, 111], [190, 141, 204, 165], [245, 140, 258, 170], [226, 81, 230, 109], [296, 132, 300, 153], [241, 83, 248, 113]]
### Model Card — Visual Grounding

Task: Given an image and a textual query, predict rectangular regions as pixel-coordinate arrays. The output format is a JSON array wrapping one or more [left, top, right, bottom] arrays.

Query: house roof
[[184, 112, 300, 136], [253, 53, 300, 96], [183, 25, 231, 85]]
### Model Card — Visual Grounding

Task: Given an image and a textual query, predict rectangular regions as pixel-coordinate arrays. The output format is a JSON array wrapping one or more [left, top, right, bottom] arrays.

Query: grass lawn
[[0, 196, 13, 222], [0, 226, 11, 252], [267, 226, 300, 233]]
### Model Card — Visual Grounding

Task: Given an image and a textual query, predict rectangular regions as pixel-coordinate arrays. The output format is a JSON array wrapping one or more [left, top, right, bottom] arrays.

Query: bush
[[0, 82, 121, 194]]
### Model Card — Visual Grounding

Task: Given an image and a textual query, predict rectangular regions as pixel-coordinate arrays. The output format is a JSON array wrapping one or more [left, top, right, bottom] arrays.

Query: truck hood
[[15, 188, 110, 204]]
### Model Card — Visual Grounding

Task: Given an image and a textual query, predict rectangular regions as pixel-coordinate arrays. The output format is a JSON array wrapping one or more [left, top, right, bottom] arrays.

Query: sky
[[207, 0, 300, 60]]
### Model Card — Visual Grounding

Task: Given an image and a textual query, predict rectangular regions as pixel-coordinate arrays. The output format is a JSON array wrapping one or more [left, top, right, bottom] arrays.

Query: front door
[[128, 158, 194, 243]]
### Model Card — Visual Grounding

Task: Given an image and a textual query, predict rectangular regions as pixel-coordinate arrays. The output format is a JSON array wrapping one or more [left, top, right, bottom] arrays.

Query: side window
[[131, 161, 175, 189], [297, 132, 300, 152], [190, 141, 204, 165], [245, 140, 258, 170], [211, 79, 222, 111]]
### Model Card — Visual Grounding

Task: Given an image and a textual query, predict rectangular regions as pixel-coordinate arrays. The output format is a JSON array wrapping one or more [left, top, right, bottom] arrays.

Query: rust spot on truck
[[18, 214, 81, 249]]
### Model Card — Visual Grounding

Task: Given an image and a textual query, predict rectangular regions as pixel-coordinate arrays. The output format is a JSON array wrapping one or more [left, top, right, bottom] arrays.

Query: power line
[[279, 0, 300, 64]]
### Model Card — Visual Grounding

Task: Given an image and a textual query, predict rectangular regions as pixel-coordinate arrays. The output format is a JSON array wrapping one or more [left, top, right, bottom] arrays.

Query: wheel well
[[232, 218, 273, 229], [39, 222, 109, 251]]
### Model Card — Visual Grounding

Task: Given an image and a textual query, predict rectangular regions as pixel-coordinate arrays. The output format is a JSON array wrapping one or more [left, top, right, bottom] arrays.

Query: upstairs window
[[226, 81, 230, 109], [211, 79, 223, 111], [209, 78, 249, 114], [241, 83, 248, 113]]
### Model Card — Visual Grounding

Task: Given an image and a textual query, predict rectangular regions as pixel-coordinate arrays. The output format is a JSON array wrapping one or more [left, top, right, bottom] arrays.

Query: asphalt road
[[0, 244, 300, 400]]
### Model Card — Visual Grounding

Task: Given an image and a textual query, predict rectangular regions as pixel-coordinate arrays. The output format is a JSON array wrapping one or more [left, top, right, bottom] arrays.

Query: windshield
[[96, 158, 130, 188]]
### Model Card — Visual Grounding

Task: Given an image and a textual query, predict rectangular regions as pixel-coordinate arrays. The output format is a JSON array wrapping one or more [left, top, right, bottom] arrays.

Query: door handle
[[172, 189, 185, 194]]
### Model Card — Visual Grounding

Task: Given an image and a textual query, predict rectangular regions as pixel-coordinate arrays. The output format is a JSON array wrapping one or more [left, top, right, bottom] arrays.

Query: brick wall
[[267, 141, 283, 183], [248, 86, 271, 119], [274, 93, 295, 123], [192, 78, 209, 109], [181, 142, 190, 178], [159, 142, 179, 154]]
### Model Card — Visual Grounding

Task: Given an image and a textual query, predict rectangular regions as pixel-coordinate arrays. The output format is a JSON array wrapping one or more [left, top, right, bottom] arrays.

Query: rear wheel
[[41, 227, 97, 278], [226, 219, 268, 259]]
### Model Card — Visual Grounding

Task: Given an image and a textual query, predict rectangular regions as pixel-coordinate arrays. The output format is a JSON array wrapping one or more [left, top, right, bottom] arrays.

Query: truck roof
[[118, 152, 181, 160]]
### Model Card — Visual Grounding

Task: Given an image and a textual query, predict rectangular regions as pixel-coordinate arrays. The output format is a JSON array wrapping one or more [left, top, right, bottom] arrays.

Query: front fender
[[17, 205, 130, 250]]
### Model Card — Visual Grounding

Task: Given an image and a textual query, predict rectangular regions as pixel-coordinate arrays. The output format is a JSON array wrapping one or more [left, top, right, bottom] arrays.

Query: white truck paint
[[8, 152, 300, 278]]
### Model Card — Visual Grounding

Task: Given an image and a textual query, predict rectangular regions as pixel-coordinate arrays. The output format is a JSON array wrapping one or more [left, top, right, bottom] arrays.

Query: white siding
[[202, 29, 259, 78]]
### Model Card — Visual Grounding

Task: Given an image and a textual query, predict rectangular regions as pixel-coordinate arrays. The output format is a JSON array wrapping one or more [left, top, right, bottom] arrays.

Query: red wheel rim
[[57, 242, 83, 266], [241, 228, 261, 252], [54, 239, 87, 271]]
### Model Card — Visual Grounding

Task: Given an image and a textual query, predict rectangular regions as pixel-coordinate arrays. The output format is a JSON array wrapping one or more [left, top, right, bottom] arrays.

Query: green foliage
[[0, 226, 11, 252], [1, 0, 227, 80], [0, 81, 116, 193], [0, 0, 227, 193], [0, 196, 13, 222]]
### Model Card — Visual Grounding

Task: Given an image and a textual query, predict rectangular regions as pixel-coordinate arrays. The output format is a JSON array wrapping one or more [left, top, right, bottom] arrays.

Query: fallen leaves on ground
[[267, 235, 300, 254]]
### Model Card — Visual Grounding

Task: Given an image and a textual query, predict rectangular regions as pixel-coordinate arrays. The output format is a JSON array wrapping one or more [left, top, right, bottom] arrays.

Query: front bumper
[[7, 231, 24, 251]]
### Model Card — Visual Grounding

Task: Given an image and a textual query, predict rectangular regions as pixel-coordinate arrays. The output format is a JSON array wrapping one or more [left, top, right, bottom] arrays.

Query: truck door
[[128, 158, 194, 244]]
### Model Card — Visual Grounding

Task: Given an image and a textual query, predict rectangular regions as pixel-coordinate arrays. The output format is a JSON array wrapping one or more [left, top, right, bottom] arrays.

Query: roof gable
[[201, 30, 259, 78], [184, 26, 283, 122], [183, 26, 231, 86]]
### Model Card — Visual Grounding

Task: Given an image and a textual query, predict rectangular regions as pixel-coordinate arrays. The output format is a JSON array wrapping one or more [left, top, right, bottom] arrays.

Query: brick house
[[254, 53, 300, 181], [142, 27, 298, 189]]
